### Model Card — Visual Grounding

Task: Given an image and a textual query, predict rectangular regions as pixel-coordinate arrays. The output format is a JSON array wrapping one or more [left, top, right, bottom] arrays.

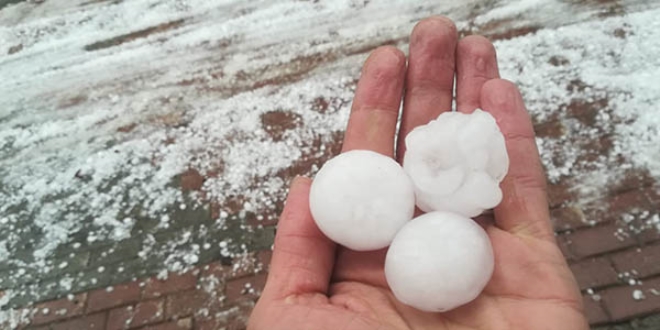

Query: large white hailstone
[[309, 150, 415, 251], [385, 212, 494, 312], [403, 109, 509, 217]]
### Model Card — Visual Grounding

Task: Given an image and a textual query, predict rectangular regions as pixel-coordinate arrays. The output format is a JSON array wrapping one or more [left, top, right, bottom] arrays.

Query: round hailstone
[[403, 109, 509, 217], [309, 150, 415, 251], [385, 212, 494, 312]]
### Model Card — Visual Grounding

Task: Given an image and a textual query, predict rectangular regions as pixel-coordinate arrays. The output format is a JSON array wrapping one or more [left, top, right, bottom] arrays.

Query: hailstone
[[385, 211, 494, 312], [403, 109, 509, 217], [309, 150, 415, 251]]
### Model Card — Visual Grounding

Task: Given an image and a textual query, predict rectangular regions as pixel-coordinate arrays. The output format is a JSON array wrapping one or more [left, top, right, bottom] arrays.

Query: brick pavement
[[2, 251, 271, 330], [556, 183, 660, 328], [5, 185, 659, 329]]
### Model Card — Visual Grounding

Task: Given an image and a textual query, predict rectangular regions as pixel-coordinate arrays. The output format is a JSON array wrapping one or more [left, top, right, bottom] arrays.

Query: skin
[[248, 16, 590, 330]]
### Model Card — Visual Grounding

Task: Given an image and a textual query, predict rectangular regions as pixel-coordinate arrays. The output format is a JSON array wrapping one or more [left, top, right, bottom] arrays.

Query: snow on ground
[[0, 0, 659, 317]]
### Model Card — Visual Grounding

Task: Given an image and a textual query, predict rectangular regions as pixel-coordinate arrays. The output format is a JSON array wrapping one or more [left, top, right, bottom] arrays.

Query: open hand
[[248, 16, 589, 330]]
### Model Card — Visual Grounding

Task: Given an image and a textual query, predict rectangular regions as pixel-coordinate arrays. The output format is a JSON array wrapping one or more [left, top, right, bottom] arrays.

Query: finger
[[480, 79, 554, 241], [456, 35, 499, 113], [396, 16, 458, 161], [342, 46, 406, 157], [260, 177, 336, 301]]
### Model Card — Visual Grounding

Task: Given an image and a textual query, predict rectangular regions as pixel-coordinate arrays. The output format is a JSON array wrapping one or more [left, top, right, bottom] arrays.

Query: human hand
[[248, 16, 589, 330]]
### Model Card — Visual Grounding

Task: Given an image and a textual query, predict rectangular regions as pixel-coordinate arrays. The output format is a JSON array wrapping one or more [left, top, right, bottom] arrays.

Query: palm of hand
[[249, 17, 588, 330], [251, 227, 585, 330]]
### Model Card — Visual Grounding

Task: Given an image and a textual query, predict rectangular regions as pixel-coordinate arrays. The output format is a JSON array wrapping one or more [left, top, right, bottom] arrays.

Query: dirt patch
[[311, 97, 329, 114], [260, 110, 302, 141], [343, 37, 406, 57], [179, 168, 206, 192], [613, 28, 626, 38], [80, 0, 122, 6], [84, 19, 185, 51], [149, 111, 188, 127], [467, 17, 541, 41], [534, 117, 565, 138], [7, 44, 23, 55], [549, 55, 570, 66], [117, 123, 137, 133], [487, 25, 541, 40], [57, 94, 88, 109], [190, 52, 336, 99], [566, 97, 608, 126], [245, 52, 336, 91], [607, 168, 655, 196], [566, 79, 590, 93]]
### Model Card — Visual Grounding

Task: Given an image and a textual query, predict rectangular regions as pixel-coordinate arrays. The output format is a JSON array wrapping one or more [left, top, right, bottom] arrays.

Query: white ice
[[309, 150, 415, 251], [385, 211, 494, 312], [403, 109, 509, 217]]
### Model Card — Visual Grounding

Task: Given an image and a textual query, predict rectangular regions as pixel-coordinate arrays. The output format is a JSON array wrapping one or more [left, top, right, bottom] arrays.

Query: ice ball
[[403, 109, 509, 217], [309, 150, 415, 251], [385, 211, 494, 312]]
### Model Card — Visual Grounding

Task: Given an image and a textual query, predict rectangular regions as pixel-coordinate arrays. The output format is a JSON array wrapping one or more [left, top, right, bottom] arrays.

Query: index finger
[[341, 46, 407, 157]]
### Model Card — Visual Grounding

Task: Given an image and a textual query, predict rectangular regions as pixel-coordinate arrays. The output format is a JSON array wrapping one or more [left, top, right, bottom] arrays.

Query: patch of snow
[[496, 7, 660, 202]]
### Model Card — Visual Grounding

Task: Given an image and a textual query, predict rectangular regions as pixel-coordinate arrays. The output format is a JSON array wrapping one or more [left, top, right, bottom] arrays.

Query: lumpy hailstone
[[403, 109, 509, 217], [385, 212, 494, 312], [309, 150, 415, 251]]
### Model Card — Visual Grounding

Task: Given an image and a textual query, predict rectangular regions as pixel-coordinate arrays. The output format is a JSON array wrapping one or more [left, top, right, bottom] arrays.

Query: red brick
[[637, 225, 660, 244], [599, 276, 660, 321], [143, 271, 198, 299], [180, 169, 205, 191], [583, 295, 609, 325], [165, 289, 223, 320], [569, 257, 619, 290], [256, 250, 272, 273], [225, 316, 249, 330], [142, 318, 192, 330], [106, 299, 164, 330], [556, 233, 576, 260], [201, 253, 262, 282], [565, 222, 636, 258], [201, 253, 266, 283], [194, 302, 253, 330], [608, 169, 655, 193], [196, 317, 247, 330], [551, 205, 587, 231], [195, 318, 224, 330], [225, 274, 267, 303], [604, 188, 653, 219], [610, 244, 660, 278], [547, 181, 575, 208], [572, 188, 656, 230], [51, 312, 107, 330], [29, 293, 87, 326], [87, 282, 141, 313]]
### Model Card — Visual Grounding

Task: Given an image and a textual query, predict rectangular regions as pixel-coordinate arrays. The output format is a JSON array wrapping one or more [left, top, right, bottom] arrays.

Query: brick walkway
[[556, 186, 660, 328], [4, 182, 660, 329], [3, 251, 271, 330]]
